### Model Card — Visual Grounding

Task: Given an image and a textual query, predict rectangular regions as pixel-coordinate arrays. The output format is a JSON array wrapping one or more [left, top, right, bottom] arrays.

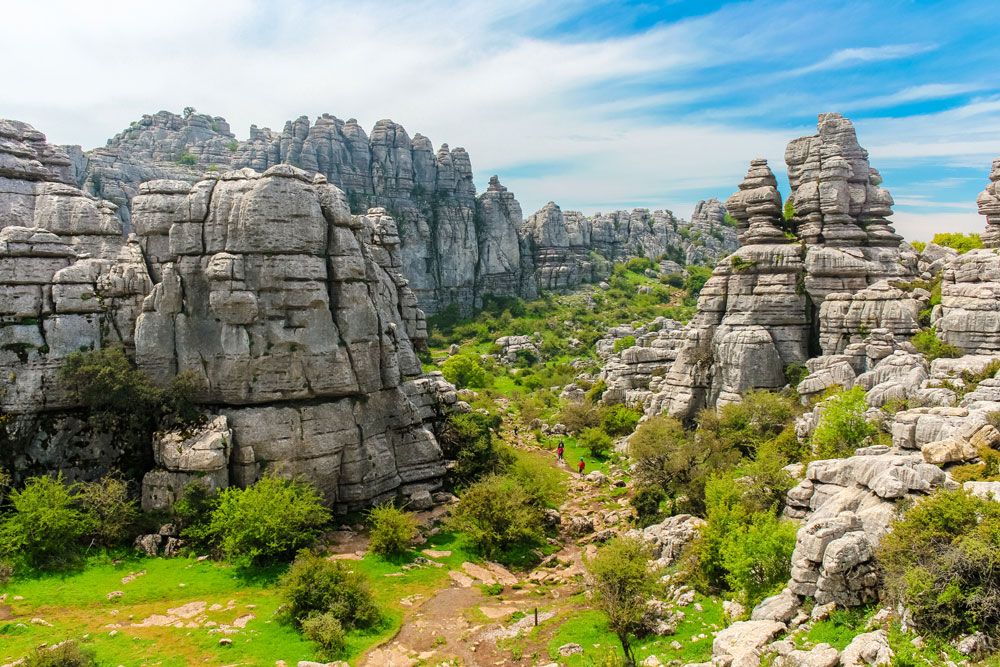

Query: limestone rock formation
[[68, 110, 736, 315], [1, 120, 455, 510], [784, 448, 949, 606], [615, 114, 916, 420]]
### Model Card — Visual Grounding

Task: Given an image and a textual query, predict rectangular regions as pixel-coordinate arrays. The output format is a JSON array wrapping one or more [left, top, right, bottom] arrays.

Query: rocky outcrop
[[784, 448, 949, 606], [615, 114, 916, 421], [936, 171, 1000, 353], [1, 120, 455, 511], [68, 110, 736, 316]]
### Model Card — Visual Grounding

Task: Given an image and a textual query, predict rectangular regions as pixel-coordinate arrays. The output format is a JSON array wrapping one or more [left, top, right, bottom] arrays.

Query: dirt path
[[358, 411, 631, 666]]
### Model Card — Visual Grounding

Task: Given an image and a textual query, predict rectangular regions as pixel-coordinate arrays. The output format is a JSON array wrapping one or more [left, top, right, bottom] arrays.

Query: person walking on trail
[[557, 440, 565, 462], [577, 457, 586, 476]]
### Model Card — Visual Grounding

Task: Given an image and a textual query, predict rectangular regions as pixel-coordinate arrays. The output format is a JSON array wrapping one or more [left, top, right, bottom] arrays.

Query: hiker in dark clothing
[[557, 440, 565, 462]]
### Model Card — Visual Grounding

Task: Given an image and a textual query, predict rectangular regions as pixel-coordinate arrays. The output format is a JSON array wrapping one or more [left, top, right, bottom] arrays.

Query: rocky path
[[357, 413, 630, 666]]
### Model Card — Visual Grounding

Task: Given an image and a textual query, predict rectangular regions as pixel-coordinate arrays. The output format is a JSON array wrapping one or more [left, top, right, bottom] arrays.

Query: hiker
[[577, 457, 586, 475], [557, 440, 565, 462]]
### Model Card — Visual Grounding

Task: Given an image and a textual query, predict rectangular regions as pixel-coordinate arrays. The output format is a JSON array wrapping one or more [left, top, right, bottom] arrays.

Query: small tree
[[579, 427, 613, 459], [450, 474, 545, 559], [367, 503, 419, 557], [209, 476, 331, 567], [78, 473, 139, 547], [587, 537, 658, 666], [810, 387, 877, 458], [440, 354, 491, 389], [0, 474, 91, 569], [279, 549, 382, 629]]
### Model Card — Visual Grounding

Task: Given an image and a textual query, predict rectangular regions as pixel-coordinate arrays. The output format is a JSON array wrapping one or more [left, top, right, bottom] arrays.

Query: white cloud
[[891, 211, 983, 241], [789, 43, 937, 76]]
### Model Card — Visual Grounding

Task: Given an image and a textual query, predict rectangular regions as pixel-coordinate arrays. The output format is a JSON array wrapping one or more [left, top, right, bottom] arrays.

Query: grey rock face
[[70, 111, 734, 316], [1, 120, 455, 510], [622, 115, 917, 421]]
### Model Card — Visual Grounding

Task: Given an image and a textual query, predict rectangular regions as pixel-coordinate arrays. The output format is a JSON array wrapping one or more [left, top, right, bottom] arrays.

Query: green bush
[[704, 390, 799, 456], [579, 427, 613, 459], [624, 257, 655, 273], [59, 348, 203, 476], [176, 150, 198, 166], [438, 412, 510, 485], [23, 641, 96, 667], [558, 399, 606, 434], [450, 474, 546, 559], [631, 486, 666, 527], [279, 549, 382, 630], [628, 414, 741, 515], [612, 335, 637, 354], [602, 404, 641, 437], [0, 474, 91, 569], [682, 473, 797, 606], [911, 328, 962, 361], [209, 476, 331, 567], [77, 473, 139, 547], [441, 354, 491, 389], [367, 503, 418, 557], [810, 387, 877, 459], [301, 611, 347, 658], [878, 489, 1000, 640], [173, 480, 221, 553], [684, 265, 713, 298], [931, 232, 983, 254], [509, 450, 565, 507]]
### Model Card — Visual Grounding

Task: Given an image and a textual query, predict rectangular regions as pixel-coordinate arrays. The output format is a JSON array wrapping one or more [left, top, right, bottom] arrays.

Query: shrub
[[684, 265, 712, 298], [176, 150, 198, 166], [706, 390, 799, 456], [911, 328, 962, 361], [587, 537, 659, 665], [0, 474, 91, 569], [682, 473, 797, 606], [585, 379, 608, 402], [629, 414, 741, 514], [279, 549, 382, 630], [438, 412, 510, 485], [783, 199, 796, 222], [579, 427, 613, 459], [785, 362, 809, 389], [624, 257, 654, 273], [450, 474, 545, 559], [59, 348, 202, 475], [631, 486, 666, 527], [509, 450, 565, 507], [558, 399, 606, 434], [367, 503, 418, 557], [173, 480, 221, 553], [77, 473, 139, 547], [441, 354, 491, 389], [23, 641, 96, 667], [878, 489, 1000, 640], [612, 335, 636, 354], [301, 611, 347, 658], [931, 232, 983, 254], [810, 387, 877, 459], [209, 476, 331, 567], [602, 404, 642, 437]]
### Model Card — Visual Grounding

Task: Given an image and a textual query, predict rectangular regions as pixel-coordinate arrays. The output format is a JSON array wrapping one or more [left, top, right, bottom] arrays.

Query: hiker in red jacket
[[577, 457, 586, 475]]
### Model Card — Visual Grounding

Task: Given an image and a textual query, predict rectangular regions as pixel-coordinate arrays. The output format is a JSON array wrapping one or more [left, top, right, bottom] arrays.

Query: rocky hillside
[[0, 118, 456, 511], [65, 109, 738, 314]]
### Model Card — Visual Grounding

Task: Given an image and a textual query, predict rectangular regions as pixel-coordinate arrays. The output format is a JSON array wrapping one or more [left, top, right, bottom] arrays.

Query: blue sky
[[3, 0, 1000, 239]]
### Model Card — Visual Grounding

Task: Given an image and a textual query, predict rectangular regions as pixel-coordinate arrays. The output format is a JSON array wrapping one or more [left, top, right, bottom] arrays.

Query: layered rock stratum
[[0, 118, 455, 511], [66, 109, 737, 314]]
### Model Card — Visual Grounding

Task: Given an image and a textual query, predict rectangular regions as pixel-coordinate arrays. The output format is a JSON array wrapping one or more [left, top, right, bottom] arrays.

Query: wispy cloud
[[0, 0, 997, 235], [789, 43, 938, 76]]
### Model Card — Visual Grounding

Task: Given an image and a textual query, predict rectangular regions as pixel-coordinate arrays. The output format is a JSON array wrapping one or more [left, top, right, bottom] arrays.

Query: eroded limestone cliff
[[1, 119, 455, 511]]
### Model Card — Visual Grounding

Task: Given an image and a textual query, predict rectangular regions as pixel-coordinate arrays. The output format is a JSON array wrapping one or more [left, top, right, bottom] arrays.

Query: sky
[[3, 0, 999, 240]]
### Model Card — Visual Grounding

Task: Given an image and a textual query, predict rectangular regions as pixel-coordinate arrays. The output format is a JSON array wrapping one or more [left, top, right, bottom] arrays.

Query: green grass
[[545, 594, 723, 665], [0, 531, 482, 666], [0, 553, 315, 666], [799, 606, 872, 650], [537, 434, 615, 476]]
